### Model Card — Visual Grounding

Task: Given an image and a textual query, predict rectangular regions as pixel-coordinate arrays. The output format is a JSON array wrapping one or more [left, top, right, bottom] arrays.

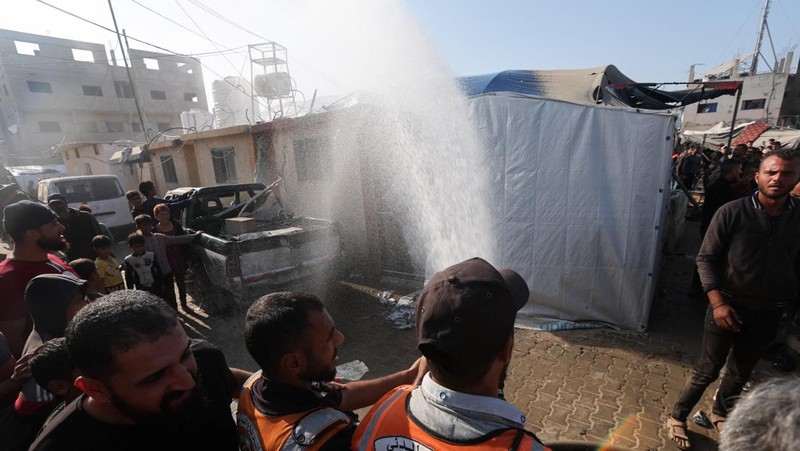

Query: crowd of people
[[0, 151, 798, 450]]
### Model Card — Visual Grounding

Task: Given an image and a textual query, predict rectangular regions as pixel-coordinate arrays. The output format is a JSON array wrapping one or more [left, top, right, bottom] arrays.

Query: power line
[[173, 0, 273, 114], [33, 0, 275, 115], [184, 0, 343, 90], [128, 0, 233, 51]]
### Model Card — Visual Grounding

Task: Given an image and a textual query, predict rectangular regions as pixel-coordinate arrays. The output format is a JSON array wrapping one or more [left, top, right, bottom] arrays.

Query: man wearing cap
[[47, 194, 101, 261], [353, 257, 551, 451], [238, 291, 425, 451], [1, 274, 89, 450], [0, 201, 77, 358]]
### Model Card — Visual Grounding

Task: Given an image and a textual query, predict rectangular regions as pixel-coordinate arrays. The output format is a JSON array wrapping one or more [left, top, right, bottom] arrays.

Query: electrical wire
[[129, 0, 234, 50], [172, 0, 270, 113], [33, 0, 278, 114], [184, 0, 342, 90]]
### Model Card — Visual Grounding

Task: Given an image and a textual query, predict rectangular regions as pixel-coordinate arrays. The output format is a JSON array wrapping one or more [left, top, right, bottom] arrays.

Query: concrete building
[[60, 142, 142, 192], [146, 126, 255, 194], [681, 53, 800, 131], [0, 29, 208, 165]]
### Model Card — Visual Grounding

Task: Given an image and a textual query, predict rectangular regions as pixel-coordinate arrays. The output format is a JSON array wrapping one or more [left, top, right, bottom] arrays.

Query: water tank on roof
[[180, 109, 215, 131], [254, 72, 292, 98], [212, 76, 252, 128]]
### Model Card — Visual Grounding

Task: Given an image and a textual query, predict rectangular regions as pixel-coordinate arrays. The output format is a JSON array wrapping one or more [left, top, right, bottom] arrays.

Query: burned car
[[165, 180, 341, 313]]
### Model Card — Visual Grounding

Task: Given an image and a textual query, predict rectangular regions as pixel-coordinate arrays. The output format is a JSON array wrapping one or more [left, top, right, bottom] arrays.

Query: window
[[157, 122, 171, 131], [106, 122, 124, 133], [53, 177, 124, 203], [742, 99, 766, 110], [131, 122, 142, 133], [114, 81, 134, 99], [93, 145, 99, 155], [150, 90, 166, 100], [294, 137, 332, 182], [210, 148, 237, 183], [78, 122, 99, 133], [161, 156, 178, 183], [27, 81, 52, 93], [39, 121, 61, 132], [84, 163, 92, 175], [75, 149, 80, 159], [82, 85, 103, 97], [2, 85, 8, 96], [697, 103, 718, 114], [183, 92, 198, 103], [143, 58, 159, 70], [14, 41, 39, 56], [71, 49, 95, 63]]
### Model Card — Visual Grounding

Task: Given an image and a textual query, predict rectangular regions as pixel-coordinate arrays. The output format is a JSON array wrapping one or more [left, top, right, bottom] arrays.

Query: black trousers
[[671, 302, 783, 420], [159, 273, 177, 309]]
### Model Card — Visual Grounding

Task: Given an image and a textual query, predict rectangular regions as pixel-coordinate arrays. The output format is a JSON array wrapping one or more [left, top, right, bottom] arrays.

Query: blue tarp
[[457, 66, 741, 110]]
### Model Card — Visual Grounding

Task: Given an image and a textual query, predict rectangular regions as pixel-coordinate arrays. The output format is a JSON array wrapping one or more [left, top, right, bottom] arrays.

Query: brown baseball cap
[[416, 257, 529, 375]]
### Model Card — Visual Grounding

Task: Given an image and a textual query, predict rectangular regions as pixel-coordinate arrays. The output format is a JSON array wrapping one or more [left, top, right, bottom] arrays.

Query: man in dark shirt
[[667, 150, 800, 450], [47, 194, 101, 261], [701, 159, 743, 237], [29, 290, 251, 451], [237, 291, 423, 451]]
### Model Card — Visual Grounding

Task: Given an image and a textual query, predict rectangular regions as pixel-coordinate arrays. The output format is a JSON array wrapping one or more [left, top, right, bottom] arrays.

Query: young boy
[[29, 337, 81, 405], [123, 233, 160, 295], [133, 214, 200, 309], [92, 235, 125, 292], [68, 258, 106, 301]]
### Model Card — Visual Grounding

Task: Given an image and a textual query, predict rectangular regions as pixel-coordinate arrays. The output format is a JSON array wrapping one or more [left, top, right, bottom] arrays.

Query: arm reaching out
[[339, 357, 425, 411]]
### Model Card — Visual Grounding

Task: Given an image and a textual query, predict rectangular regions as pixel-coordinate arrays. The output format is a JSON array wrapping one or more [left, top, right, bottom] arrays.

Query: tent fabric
[[467, 93, 675, 331], [682, 122, 800, 150], [459, 66, 739, 110]]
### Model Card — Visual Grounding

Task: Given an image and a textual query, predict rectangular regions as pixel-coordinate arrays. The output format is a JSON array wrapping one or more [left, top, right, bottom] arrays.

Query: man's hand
[[10, 352, 33, 386], [409, 357, 428, 385], [712, 304, 742, 331]]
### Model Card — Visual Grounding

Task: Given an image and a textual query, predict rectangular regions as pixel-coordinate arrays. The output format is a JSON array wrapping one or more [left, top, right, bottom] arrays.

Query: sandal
[[710, 413, 726, 433], [666, 417, 691, 450]]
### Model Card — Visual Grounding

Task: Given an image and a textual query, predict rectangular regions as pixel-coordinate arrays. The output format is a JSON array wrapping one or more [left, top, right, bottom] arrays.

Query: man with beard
[[29, 290, 251, 450], [47, 194, 101, 261], [238, 292, 424, 450], [352, 258, 551, 451], [0, 201, 76, 358], [667, 149, 800, 450]]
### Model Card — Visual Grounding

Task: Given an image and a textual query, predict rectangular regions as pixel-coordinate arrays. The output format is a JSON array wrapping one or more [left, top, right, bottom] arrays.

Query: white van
[[37, 175, 135, 240]]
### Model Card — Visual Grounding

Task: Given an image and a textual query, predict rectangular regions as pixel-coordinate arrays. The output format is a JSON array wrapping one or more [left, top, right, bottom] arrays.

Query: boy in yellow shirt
[[92, 235, 125, 292]]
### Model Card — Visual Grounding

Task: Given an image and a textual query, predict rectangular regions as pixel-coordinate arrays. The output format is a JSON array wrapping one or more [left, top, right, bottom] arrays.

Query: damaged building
[[0, 28, 208, 165]]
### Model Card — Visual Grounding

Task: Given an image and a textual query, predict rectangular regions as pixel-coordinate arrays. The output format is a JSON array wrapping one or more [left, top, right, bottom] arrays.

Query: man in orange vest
[[238, 291, 425, 451], [353, 258, 551, 451]]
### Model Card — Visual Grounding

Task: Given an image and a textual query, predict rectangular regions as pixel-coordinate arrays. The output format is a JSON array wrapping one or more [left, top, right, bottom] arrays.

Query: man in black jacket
[[667, 150, 800, 450], [29, 291, 251, 451]]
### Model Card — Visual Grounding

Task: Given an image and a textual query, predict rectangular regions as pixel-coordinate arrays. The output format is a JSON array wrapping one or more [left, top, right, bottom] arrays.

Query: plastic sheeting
[[459, 67, 739, 110], [468, 93, 675, 331]]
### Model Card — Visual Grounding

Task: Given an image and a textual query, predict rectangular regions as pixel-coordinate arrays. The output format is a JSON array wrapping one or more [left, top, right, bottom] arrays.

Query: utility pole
[[108, 0, 149, 140], [750, 0, 771, 75]]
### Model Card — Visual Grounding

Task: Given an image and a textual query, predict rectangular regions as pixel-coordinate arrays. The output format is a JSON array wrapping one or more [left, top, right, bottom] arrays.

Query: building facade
[[0, 29, 208, 165], [682, 55, 800, 131]]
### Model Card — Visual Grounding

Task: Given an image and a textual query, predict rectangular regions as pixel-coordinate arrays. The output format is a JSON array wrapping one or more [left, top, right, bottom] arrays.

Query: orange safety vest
[[237, 371, 354, 451], [353, 385, 551, 451]]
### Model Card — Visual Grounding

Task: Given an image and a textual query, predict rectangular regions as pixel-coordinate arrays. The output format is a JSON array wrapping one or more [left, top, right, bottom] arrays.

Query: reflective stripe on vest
[[354, 385, 551, 451], [237, 370, 353, 451], [282, 408, 353, 450]]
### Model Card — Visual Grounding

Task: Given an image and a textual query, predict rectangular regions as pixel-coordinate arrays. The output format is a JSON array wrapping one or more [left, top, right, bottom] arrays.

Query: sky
[[2, 0, 800, 111]]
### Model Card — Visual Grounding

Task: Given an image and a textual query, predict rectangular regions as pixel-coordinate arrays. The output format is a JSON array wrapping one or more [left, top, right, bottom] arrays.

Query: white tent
[[468, 93, 675, 331]]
